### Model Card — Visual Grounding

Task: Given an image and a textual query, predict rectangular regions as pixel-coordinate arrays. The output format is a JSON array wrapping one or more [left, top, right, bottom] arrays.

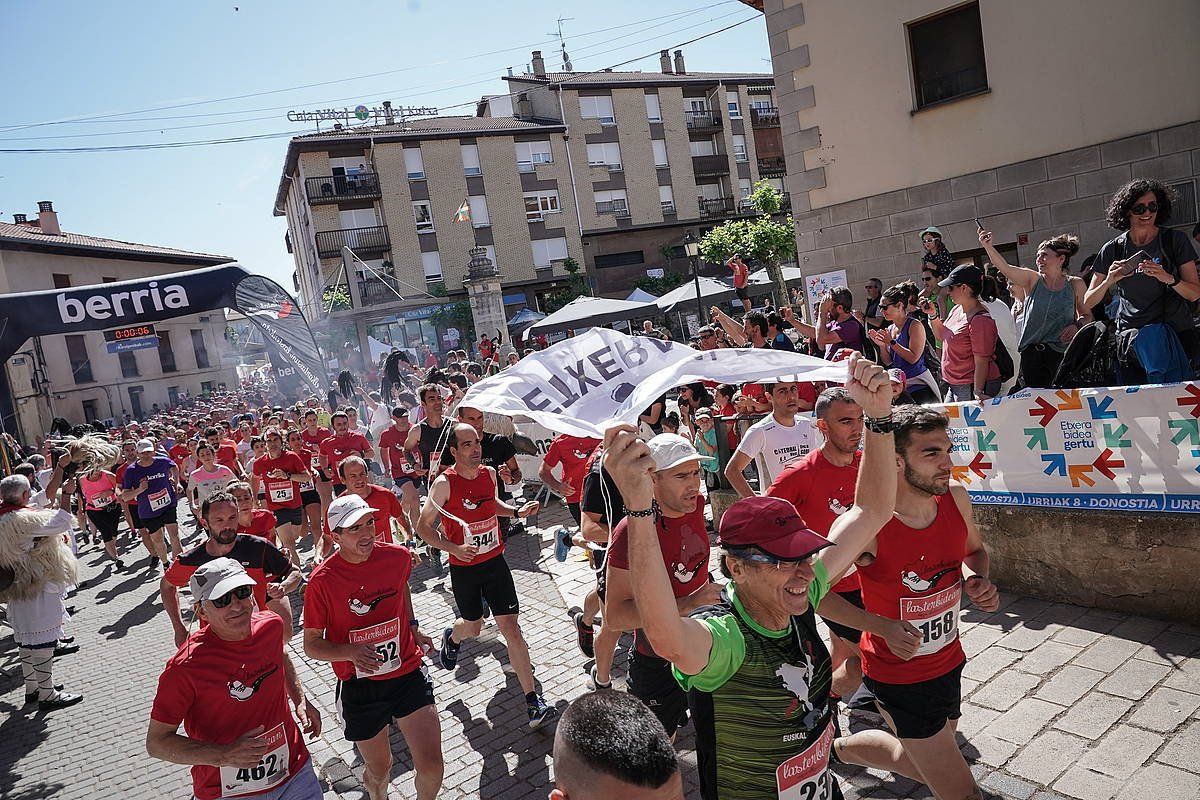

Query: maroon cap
[[718, 496, 834, 561]]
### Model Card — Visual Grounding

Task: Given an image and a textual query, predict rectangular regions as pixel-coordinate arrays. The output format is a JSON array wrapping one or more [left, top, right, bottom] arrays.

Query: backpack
[[1053, 320, 1119, 388]]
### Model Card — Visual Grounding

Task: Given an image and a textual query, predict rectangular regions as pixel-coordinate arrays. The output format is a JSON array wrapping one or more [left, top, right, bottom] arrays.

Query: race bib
[[465, 518, 500, 554], [91, 491, 115, 508], [218, 722, 289, 797], [900, 583, 962, 657], [297, 476, 314, 492], [776, 719, 834, 800], [147, 487, 171, 512], [349, 617, 402, 678], [267, 481, 294, 504], [401, 460, 414, 475], [431, 450, 443, 468]]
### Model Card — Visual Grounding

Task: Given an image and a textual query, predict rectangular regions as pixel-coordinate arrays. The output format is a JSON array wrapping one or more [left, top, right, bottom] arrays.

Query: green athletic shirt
[[675, 561, 841, 800]]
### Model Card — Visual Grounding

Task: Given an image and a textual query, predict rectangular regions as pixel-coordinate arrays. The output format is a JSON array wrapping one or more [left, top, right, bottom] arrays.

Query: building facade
[[746, 0, 1200, 292], [0, 203, 238, 442], [274, 116, 585, 357]]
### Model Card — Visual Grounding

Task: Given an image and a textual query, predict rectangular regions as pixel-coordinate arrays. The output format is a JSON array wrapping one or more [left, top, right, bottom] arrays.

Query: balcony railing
[[750, 106, 780, 127], [661, 202, 676, 215], [757, 156, 786, 177], [305, 173, 381, 204], [698, 196, 737, 219], [357, 273, 402, 307], [692, 154, 730, 177], [316, 225, 390, 259], [595, 200, 631, 218], [685, 110, 722, 131]]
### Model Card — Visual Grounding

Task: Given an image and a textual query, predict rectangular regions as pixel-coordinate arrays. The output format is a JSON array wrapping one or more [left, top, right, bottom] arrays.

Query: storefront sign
[[285, 104, 439, 126]]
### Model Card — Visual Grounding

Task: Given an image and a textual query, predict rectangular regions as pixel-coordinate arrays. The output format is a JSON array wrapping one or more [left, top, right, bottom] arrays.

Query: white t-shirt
[[734, 413, 822, 488]]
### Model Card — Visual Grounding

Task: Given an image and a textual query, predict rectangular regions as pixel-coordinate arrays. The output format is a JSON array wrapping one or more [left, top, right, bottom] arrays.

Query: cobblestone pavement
[[2, 497, 1198, 800]]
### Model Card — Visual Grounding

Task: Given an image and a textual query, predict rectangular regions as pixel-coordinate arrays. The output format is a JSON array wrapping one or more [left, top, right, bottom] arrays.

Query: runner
[[576, 445, 624, 688], [226, 481, 280, 545], [147, 558, 323, 800], [205, 426, 245, 480], [724, 382, 820, 497], [303, 494, 443, 800], [540, 432, 600, 557], [404, 384, 452, 485], [245, 436, 268, 506], [161, 490, 301, 647], [414, 422, 554, 729], [188, 443, 237, 521], [120, 438, 182, 562], [113, 439, 141, 540], [285, 429, 323, 546], [318, 412, 373, 496], [377, 404, 422, 537], [454, 405, 523, 536], [300, 410, 334, 514], [319, 456, 404, 550], [79, 463, 126, 571], [251, 428, 311, 566], [603, 433, 720, 738]]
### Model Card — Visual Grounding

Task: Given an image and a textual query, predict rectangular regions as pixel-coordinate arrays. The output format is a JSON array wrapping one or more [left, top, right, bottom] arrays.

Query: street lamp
[[683, 231, 702, 329]]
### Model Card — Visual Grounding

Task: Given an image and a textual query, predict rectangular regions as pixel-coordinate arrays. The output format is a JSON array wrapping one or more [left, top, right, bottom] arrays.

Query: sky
[[0, 0, 769, 292]]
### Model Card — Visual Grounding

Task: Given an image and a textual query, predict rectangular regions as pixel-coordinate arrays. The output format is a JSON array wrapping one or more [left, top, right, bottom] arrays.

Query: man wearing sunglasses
[[148, 557, 323, 800]]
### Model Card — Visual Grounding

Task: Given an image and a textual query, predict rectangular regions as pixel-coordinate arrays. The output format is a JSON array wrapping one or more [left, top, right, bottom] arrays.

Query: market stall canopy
[[526, 296, 655, 336], [656, 275, 772, 312], [507, 306, 546, 329], [625, 287, 659, 303]]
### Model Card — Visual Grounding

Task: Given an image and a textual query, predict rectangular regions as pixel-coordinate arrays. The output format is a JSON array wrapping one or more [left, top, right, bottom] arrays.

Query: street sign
[[105, 336, 159, 354], [103, 323, 156, 342]]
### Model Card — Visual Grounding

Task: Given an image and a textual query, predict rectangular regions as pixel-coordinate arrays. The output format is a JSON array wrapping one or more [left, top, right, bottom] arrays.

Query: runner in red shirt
[[148, 558, 322, 800], [539, 433, 600, 525], [204, 426, 245, 479], [727, 254, 751, 312], [303, 494, 441, 800], [252, 428, 311, 566], [301, 409, 334, 516], [318, 412, 373, 495], [320, 456, 404, 549], [168, 432, 190, 476], [285, 429, 322, 546], [377, 406, 421, 534], [226, 481, 279, 545], [415, 423, 553, 730]]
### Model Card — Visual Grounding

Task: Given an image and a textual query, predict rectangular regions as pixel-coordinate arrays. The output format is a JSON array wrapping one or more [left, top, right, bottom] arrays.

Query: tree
[[634, 270, 690, 296], [428, 283, 475, 346], [698, 181, 796, 307], [321, 284, 351, 313], [544, 257, 590, 314]]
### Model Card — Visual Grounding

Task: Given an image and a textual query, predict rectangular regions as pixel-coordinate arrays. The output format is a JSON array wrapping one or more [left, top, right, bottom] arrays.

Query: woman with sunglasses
[[868, 281, 942, 403], [1083, 179, 1200, 372], [918, 226, 956, 279], [977, 228, 1092, 388]]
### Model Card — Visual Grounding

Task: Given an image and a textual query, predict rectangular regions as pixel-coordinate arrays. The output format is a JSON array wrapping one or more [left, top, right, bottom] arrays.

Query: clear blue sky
[[0, 0, 768, 291]]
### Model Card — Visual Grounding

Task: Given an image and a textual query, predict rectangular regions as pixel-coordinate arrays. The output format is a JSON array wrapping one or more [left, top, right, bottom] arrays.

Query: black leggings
[[1019, 344, 1064, 389]]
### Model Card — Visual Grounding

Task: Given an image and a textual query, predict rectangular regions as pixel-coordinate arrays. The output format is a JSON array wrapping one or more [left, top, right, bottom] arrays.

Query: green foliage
[[698, 182, 796, 304], [544, 257, 590, 314], [430, 299, 475, 341], [635, 271, 690, 296], [321, 284, 351, 312]]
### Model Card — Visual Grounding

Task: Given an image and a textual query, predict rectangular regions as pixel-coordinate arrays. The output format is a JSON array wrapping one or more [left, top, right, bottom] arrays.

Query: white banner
[[460, 329, 846, 438], [804, 269, 848, 319]]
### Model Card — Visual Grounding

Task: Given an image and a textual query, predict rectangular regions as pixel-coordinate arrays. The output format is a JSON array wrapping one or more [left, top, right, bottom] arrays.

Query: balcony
[[757, 156, 786, 178], [357, 273, 402, 307], [685, 109, 722, 132], [698, 196, 737, 219], [750, 106, 780, 127], [595, 200, 631, 218], [692, 154, 730, 177], [305, 173, 381, 204], [316, 225, 390, 259]]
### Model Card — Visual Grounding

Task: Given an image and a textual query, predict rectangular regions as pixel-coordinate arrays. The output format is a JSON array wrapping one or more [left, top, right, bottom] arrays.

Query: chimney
[[13, 213, 27, 224], [673, 49, 686, 75], [37, 201, 61, 236], [531, 50, 546, 77], [660, 50, 673, 73], [382, 100, 395, 125]]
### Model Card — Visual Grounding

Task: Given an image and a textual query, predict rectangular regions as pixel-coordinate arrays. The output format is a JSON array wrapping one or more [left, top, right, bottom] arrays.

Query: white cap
[[326, 493, 375, 530], [136, 438, 155, 453], [646, 433, 704, 472], [189, 557, 255, 606]]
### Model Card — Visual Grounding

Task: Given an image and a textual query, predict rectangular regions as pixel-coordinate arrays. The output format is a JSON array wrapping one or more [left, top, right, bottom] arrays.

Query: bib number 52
[[375, 641, 398, 663]]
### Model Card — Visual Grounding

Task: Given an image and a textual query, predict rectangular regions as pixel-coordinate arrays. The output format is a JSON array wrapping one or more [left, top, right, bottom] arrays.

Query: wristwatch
[[863, 413, 896, 434]]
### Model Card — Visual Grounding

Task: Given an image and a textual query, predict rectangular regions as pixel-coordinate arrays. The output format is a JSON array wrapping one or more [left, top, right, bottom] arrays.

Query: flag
[[453, 198, 471, 223]]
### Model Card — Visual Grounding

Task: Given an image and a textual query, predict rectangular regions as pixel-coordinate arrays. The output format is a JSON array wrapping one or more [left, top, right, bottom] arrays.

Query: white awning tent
[[748, 266, 805, 285], [625, 287, 659, 303], [655, 276, 773, 312], [526, 296, 656, 336]]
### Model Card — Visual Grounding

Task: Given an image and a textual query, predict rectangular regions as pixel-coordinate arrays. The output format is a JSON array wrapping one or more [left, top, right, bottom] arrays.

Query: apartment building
[[489, 49, 787, 295], [745, 0, 1200, 291], [274, 116, 584, 355], [0, 203, 237, 441]]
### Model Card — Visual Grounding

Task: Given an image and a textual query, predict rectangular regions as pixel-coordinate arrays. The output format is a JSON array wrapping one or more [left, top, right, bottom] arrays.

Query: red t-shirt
[[767, 448, 862, 594], [607, 496, 710, 658], [300, 426, 331, 452], [319, 433, 371, 478], [303, 543, 422, 682], [321, 485, 403, 543], [252, 451, 308, 511], [238, 509, 278, 545], [215, 441, 241, 474], [169, 443, 191, 470], [150, 612, 309, 800], [439, 467, 503, 567], [730, 259, 748, 289], [164, 534, 292, 611], [377, 426, 418, 480], [542, 434, 600, 504]]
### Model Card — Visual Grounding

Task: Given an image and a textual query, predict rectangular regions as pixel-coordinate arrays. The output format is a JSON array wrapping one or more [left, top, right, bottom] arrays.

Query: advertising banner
[[804, 269, 848, 319]]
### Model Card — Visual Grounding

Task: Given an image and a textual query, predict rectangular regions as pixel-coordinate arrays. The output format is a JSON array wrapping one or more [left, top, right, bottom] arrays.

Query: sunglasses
[[922, 237, 939, 244], [210, 584, 253, 608], [865, 284, 881, 290], [700, 332, 715, 339], [1130, 202, 1159, 215], [879, 302, 895, 310], [922, 276, 934, 282], [727, 546, 815, 570]]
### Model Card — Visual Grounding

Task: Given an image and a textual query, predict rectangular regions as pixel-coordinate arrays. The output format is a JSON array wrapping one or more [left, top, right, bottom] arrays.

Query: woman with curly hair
[[978, 229, 1092, 388], [1083, 179, 1200, 365]]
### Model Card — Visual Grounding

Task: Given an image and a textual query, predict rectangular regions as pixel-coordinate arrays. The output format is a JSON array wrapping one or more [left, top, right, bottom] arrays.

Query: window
[[659, 185, 675, 214], [726, 91, 741, 118], [644, 93, 662, 122], [524, 191, 561, 221], [594, 251, 644, 268], [65, 335, 93, 384], [158, 330, 177, 373], [652, 140, 669, 168], [412, 201, 434, 233], [594, 189, 629, 216], [579, 95, 615, 124], [52, 273, 71, 288], [191, 329, 210, 369], [168, 386, 180, 407], [469, 195, 490, 227], [689, 139, 716, 157], [751, 99, 774, 112], [339, 207, 377, 229], [82, 399, 98, 423], [403, 148, 425, 180], [686, 98, 708, 112], [101, 276, 117, 283], [532, 237, 569, 268], [118, 349, 139, 378], [201, 381, 214, 395], [421, 252, 443, 283], [909, 2, 988, 110], [515, 140, 553, 172], [586, 142, 622, 170], [733, 135, 748, 162], [461, 144, 482, 177]]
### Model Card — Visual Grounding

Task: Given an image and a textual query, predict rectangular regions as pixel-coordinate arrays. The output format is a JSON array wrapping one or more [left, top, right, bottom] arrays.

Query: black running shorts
[[141, 505, 178, 533], [628, 651, 689, 736], [273, 507, 304, 527], [861, 660, 964, 740], [336, 667, 435, 742], [449, 555, 519, 621]]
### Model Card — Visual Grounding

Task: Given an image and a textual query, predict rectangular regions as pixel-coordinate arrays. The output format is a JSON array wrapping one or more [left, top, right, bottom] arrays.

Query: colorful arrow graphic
[[1169, 418, 1200, 446], [1041, 453, 1067, 476], [1092, 448, 1125, 480], [1067, 464, 1095, 487], [1178, 385, 1200, 418], [976, 430, 998, 452], [968, 451, 992, 478], [1055, 389, 1082, 411], [1024, 428, 1048, 450], [962, 406, 985, 427], [1102, 423, 1131, 448], [1029, 396, 1058, 427], [1087, 396, 1117, 420]]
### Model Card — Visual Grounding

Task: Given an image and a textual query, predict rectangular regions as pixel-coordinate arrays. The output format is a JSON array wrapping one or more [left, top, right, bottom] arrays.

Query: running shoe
[[53, 642, 79, 657], [428, 546, 445, 577], [573, 611, 595, 659], [438, 627, 459, 670], [553, 527, 572, 563], [527, 694, 557, 730], [588, 665, 611, 691]]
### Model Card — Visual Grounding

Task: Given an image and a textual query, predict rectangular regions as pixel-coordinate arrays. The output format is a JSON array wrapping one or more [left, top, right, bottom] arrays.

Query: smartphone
[[1121, 250, 1150, 275], [975, 218, 984, 231]]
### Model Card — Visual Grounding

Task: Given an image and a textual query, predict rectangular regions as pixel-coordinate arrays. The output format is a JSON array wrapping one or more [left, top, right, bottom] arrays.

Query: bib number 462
[[236, 753, 278, 783]]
